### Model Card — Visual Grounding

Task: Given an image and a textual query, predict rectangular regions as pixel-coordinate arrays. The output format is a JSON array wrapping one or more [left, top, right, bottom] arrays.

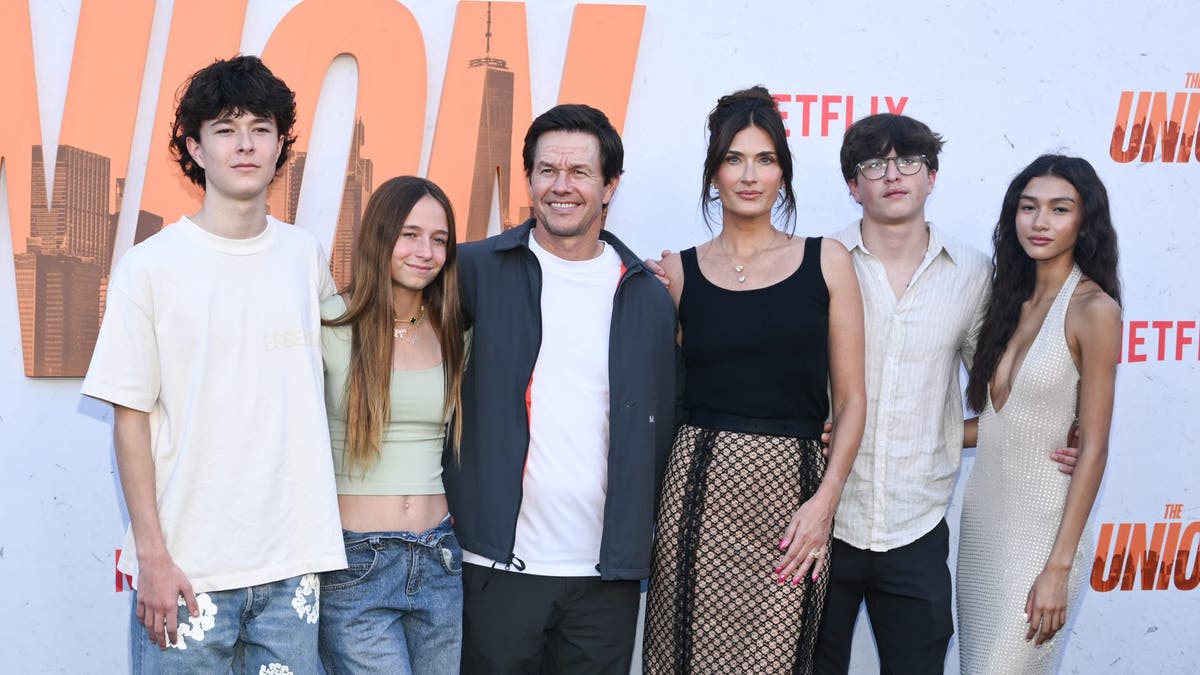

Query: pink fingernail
[[791, 576, 800, 586], [774, 566, 783, 574], [812, 572, 818, 582], [779, 539, 788, 550]]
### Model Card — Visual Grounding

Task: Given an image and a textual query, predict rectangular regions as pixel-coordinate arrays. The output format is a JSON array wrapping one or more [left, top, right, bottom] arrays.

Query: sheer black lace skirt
[[643, 423, 829, 675]]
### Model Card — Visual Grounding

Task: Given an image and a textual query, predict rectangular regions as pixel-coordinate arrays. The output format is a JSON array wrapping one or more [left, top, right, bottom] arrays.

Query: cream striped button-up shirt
[[830, 221, 991, 552]]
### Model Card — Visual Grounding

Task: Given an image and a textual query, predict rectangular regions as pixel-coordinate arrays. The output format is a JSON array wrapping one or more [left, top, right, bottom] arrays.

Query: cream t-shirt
[[82, 216, 346, 593]]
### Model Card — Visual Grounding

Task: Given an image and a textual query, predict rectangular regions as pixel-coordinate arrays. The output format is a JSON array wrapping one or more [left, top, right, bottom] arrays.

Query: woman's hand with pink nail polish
[[775, 488, 838, 586]]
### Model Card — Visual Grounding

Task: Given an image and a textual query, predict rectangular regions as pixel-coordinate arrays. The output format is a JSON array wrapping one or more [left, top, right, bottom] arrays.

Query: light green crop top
[[320, 295, 447, 495]]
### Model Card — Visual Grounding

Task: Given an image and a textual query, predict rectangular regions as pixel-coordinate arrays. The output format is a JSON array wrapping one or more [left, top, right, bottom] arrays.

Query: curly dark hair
[[170, 55, 297, 188], [965, 154, 1122, 413], [700, 85, 796, 233]]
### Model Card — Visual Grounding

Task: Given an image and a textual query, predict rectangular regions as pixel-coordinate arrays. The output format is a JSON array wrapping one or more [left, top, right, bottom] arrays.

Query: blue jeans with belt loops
[[318, 516, 463, 675]]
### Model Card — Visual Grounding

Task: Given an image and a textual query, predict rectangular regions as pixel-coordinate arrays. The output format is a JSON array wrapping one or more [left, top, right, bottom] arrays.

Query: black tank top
[[679, 236, 830, 437]]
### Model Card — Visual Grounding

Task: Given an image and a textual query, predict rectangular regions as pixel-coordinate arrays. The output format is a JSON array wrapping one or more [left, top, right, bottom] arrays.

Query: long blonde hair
[[324, 176, 465, 472]]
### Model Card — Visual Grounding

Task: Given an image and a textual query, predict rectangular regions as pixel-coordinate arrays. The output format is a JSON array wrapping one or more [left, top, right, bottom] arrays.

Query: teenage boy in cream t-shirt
[[82, 55, 344, 672]]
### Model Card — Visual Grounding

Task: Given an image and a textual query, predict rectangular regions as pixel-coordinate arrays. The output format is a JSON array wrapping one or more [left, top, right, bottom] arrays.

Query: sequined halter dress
[[956, 264, 1090, 674]]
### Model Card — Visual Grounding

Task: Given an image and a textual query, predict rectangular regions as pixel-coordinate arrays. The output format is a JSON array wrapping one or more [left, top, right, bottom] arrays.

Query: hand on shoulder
[[656, 249, 685, 302]]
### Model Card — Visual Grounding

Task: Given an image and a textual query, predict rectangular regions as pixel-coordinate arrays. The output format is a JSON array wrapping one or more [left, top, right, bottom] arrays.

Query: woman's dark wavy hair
[[700, 85, 796, 233], [170, 55, 297, 188], [965, 154, 1121, 413]]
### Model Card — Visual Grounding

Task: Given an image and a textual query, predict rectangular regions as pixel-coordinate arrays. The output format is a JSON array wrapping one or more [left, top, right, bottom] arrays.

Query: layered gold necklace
[[393, 304, 426, 344]]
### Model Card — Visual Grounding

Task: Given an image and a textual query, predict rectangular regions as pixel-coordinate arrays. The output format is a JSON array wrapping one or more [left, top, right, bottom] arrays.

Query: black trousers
[[814, 519, 955, 675], [461, 563, 641, 675]]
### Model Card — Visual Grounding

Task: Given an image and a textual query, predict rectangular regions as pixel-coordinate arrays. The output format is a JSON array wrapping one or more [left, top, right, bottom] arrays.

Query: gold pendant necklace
[[720, 234, 773, 283], [393, 304, 426, 344]]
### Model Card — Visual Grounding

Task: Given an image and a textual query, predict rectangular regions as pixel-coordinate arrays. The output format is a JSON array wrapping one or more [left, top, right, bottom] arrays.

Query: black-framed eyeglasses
[[855, 155, 928, 180]]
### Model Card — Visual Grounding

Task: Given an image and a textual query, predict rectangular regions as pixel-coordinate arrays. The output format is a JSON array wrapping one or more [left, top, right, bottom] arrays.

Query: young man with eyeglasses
[[816, 114, 1082, 673], [814, 114, 998, 673]]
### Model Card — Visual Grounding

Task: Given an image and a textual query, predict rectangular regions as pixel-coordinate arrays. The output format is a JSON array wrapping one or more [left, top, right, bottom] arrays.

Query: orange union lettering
[[1092, 515, 1200, 592], [1109, 90, 1200, 163]]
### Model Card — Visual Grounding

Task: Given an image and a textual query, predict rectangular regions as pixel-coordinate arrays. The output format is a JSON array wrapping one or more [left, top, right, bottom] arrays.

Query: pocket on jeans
[[321, 539, 378, 591], [438, 534, 463, 576]]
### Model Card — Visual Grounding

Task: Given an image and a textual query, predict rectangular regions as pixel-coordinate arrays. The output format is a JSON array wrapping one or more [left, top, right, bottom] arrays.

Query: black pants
[[461, 563, 641, 675], [814, 519, 955, 675]]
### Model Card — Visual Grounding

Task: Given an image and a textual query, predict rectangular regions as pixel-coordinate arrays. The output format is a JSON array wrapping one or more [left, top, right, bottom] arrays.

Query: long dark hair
[[966, 155, 1121, 413], [324, 176, 466, 469], [700, 85, 796, 233]]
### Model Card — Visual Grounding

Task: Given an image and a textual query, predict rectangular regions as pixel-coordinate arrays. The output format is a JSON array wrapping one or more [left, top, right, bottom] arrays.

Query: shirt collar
[[836, 219, 962, 265]]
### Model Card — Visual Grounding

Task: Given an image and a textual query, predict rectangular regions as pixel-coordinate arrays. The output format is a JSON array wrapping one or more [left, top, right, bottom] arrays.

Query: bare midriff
[[337, 493, 449, 534]]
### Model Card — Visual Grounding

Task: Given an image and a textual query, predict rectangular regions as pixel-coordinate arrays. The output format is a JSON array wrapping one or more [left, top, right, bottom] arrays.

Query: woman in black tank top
[[642, 87, 867, 675]]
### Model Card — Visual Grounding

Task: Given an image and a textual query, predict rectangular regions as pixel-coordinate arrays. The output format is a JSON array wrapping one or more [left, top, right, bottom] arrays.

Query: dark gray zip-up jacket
[[443, 220, 677, 581]]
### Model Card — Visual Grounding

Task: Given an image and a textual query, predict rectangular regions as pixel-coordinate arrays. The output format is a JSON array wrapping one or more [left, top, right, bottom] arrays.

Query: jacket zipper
[[596, 259, 640, 577], [506, 245, 542, 571]]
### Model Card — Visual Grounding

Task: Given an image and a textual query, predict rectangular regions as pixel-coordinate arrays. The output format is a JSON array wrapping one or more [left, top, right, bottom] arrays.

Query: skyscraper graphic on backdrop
[[466, 2, 515, 241], [284, 153, 307, 224], [330, 119, 374, 290], [14, 252, 103, 376], [263, 122, 370, 292], [30, 146, 113, 269], [18, 145, 114, 376], [267, 151, 306, 224]]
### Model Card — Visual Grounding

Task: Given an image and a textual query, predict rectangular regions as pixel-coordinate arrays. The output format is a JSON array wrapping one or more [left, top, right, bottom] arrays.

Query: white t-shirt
[[463, 234, 623, 576], [81, 216, 347, 593]]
